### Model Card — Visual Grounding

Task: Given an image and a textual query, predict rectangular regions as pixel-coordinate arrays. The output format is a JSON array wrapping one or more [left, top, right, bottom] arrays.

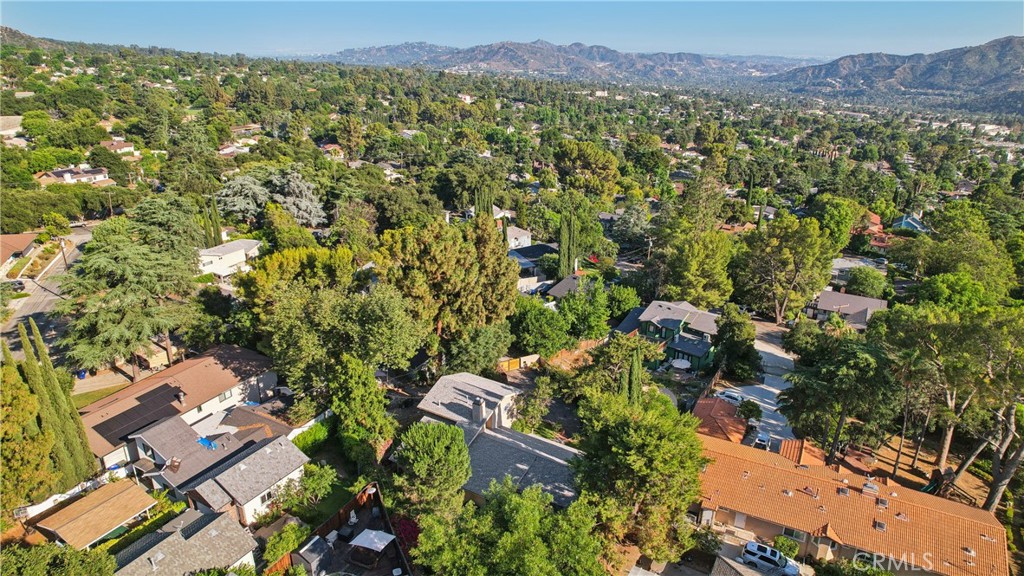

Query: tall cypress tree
[[1, 342, 56, 514], [18, 324, 75, 490], [31, 319, 95, 482], [557, 212, 578, 280], [628, 348, 643, 405]]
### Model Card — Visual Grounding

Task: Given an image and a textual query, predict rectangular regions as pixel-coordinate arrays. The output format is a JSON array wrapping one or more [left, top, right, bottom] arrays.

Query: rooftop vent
[[742, 471, 750, 480], [889, 491, 898, 498], [148, 551, 166, 570], [167, 458, 181, 473], [964, 547, 976, 557], [818, 505, 826, 513], [895, 512, 909, 521], [782, 489, 793, 497], [981, 534, 996, 542], [873, 520, 887, 532], [239, 464, 247, 471], [801, 486, 820, 499], [876, 497, 889, 508], [838, 487, 850, 496], [863, 481, 880, 495], [965, 560, 976, 566]]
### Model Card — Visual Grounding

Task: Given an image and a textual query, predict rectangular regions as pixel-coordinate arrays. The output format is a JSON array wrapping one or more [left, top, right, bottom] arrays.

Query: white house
[[114, 510, 257, 575], [198, 239, 261, 278]]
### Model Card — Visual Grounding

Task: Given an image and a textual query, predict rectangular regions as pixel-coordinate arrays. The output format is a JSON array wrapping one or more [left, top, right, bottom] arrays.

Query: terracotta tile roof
[[35, 481, 157, 549], [698, 434, 1010, 576], [79, 346, 272, 457], [778, 438, 827, 466], [693, 398, 746, 443]]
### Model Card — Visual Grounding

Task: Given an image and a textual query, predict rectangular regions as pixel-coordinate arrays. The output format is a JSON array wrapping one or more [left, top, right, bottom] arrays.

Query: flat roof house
[[114, 510, 257, 576], [697, 435, 1010, 576], [417, 373, 580, 507], [35, 481, 157, 550], [198, 239, 262, 278], [805, 290, 888, 331], [183, 436, 309, 525], [79, 346, 276, 469]]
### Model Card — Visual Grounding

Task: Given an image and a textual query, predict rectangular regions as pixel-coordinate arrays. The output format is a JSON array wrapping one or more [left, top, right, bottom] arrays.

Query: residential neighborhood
[[1, 9, 1023, 576]]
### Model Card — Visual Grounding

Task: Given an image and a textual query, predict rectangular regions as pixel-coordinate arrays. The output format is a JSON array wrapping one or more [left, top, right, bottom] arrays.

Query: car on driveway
[[740, 541, 800, 576], [753, 432, 772, 450], [4, 280, 25, 292], [716, 390, 745, 405]]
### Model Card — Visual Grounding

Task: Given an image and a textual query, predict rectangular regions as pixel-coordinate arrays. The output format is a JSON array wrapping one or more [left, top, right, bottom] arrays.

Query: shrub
[[692, 526, 722, 555], [738, 399, 762, 421], [264, 522, 312, 564], [292, 415, 337, 456], [773, 535, 799, 559]]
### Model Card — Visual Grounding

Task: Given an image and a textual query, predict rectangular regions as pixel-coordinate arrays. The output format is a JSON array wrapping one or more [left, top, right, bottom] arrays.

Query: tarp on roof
[[350, 529, 395, 552]]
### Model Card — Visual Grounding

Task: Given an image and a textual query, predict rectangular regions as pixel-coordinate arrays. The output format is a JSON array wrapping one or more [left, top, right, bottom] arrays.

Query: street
[[2, 226, 93, 357]]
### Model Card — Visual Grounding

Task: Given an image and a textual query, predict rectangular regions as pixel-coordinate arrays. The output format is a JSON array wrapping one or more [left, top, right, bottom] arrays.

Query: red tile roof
[[693, 398, 747, 443]]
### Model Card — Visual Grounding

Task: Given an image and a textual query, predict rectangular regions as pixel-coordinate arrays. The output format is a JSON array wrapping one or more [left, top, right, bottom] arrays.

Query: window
[[783, 528, 807, 542], [196, 404, 204, 413], [140, 442, 154, 459], [218, 389, 233, 402], [260, 491, 273, 504]]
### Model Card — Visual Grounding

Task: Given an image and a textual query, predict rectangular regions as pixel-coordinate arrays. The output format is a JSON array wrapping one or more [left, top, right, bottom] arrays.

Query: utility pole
[[106, 189, 114, 218], [58, 236, 68, 268]]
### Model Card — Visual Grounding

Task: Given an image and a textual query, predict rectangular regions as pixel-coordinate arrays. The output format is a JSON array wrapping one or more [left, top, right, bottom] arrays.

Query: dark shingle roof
[[466, 427, 579, 508], [115, 511, 256, 575], [184, 436, 308, 507]]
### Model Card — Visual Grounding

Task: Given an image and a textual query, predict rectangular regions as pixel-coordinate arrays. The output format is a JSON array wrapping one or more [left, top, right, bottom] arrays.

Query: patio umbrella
[[349, 529, 396, 553]]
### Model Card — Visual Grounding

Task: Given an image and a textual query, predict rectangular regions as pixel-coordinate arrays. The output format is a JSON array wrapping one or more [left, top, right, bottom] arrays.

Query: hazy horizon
[[2, 1, 1022, 59]]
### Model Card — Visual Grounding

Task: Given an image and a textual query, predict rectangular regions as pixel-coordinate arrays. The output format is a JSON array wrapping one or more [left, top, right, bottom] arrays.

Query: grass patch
[[73, 384, 131, 409], [6, 256, 30, 279], [194, 272, 216, 284], [11, 292, 30, 300]]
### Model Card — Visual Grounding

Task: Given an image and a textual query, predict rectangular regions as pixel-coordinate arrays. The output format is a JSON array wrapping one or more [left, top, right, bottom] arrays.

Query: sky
[[2, 1, 1022, 59]]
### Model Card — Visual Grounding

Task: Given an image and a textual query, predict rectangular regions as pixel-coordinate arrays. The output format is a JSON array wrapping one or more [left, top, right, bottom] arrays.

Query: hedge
[[292, 415, 337, 456]]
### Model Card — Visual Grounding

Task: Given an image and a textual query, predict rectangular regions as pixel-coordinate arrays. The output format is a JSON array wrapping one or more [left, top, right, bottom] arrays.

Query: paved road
[[2, 226, 92, 357], [734, 320, 796, 444]]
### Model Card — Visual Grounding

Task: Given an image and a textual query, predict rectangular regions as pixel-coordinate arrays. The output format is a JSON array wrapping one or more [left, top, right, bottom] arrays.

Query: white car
[[753, 432, 771, 451], [740, 541, 800, 576], [716, 390, 745, 406]]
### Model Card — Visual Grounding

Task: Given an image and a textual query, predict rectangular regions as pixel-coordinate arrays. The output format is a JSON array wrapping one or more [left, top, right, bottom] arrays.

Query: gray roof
[[638, 301, 719, 336], [185, 436, 308, 507], [813, 290, 888, 329], [131, 417, 254, 489], [667, 333, 714, 359], [545, 274, 584, 299], [418, 373, 519, 425], [465, 426, 580, 508], [199, 238, 261, 258], [506, 225, 531, 242], [614, 306, 645, 335], [508, 243, 558, 263], [115, 511, 256, 576]]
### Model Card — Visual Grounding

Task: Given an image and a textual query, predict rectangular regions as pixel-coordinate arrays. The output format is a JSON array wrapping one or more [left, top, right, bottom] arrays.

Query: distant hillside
[[772, 36, 1024, 96], [313, 40, 823, 84], [0, 26, 63, 51]]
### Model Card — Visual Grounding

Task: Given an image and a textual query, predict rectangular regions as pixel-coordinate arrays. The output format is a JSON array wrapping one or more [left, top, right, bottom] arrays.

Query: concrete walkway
[[729, 320, 797, 443]]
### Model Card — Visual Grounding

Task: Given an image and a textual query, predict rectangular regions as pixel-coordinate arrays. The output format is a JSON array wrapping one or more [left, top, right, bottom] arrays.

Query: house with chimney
[[616, 301, 720, 371], [78, 346, 276, 469], [416, 373, 580, 508], [696, 434, 1010, 576]]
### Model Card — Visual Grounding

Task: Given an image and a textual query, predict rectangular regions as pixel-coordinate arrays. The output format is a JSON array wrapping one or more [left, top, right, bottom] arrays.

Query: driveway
[[732, 320, 796, 444]]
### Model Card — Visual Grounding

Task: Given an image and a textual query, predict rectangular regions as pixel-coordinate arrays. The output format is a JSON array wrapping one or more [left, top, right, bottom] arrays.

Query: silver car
[[741, 541, 800, 576]]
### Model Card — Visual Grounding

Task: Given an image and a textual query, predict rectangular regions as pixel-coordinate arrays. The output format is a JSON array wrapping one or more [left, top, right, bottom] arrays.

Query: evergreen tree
[[18, 324, 75, 491], [31, 319, 94, 482], [628, 348, 643, 405], [1, 342, 56, 519], [558, 211, 579, 279]]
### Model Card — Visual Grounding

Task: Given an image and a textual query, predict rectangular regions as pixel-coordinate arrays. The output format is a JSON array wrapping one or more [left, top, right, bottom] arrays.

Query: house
[[34, 481, 158, 550], [100, 139, 136, 155], [114, 510, 257, 576], [182, 436, 307, 525], [696, 434, 1010, 576], [0, 115, 23, 138], [509, 243, 558, 293], [752, 205, 777, 221], [35, 164, 115, 187], [319, 143, 345, 159], [417, 373, 580, 507], [831, 256, 885, 286], [457, 93, 474, 104], [545, 273, 585, 300], [892, 214, 929, 234], [805, 290, 888, 331], [79, 346, 276, 469], [230, 123, 261, 136], [198, 239, 261, 278], [505, 225, 532, 250], [624, 301, 719, 371], [1, 233, 39, 270], [692, 398, 747, 443]]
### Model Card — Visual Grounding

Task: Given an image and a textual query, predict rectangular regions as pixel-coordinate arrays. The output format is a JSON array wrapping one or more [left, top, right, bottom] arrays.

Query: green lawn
[[72, 384, 131, 409]]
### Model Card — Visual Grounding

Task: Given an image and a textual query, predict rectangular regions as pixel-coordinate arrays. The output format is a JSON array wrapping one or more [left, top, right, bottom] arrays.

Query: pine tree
[[18, 324, 76, 491], [1, 342, 56, 516], [31, 319, 95, 482]]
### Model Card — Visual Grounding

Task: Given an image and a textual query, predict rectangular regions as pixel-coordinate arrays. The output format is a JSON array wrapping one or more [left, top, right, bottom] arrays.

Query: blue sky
[[2, 1, 1021, 59]]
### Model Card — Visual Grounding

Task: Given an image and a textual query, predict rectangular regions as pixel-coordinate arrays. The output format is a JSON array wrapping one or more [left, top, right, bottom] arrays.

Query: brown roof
[[778, 438, 827, 466], [693, 398, 746, 443], [80, 346, 272, 457], [1, 233, 38, 263], [698, 434, 1010, 576], [35, 481, 157, 549]]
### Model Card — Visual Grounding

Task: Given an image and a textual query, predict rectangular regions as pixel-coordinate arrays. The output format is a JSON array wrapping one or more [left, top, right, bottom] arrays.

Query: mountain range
[[312, 40, 824, 85]]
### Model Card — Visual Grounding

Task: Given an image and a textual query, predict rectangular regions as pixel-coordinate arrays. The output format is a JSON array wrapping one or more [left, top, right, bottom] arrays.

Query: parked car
[[4, 280, 25, 292], [740, 541, 800, 576], [716, 390, 745, 406], [753, 432, 771, 451]]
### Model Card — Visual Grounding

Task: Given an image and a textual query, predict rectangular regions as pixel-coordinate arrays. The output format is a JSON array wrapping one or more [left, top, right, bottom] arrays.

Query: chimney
[[472, 397, 485, 423], [175, 391, 186, 406]]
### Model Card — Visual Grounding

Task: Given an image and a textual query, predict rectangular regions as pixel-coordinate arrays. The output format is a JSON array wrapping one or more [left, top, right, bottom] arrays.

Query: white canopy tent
[[349, 529, 396, 552]]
